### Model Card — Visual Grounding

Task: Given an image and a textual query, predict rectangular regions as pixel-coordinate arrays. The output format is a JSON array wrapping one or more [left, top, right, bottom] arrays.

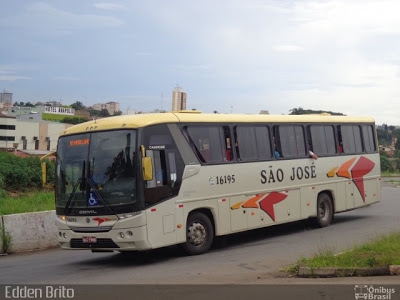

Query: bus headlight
[[117, 211, 141, 220]]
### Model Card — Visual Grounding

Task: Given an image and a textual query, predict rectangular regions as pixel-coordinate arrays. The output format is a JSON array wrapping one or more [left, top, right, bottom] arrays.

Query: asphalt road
[[0, 186, 399, 285]]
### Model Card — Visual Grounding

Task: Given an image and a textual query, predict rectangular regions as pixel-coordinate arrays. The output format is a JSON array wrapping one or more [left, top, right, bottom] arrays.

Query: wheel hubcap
[[188, 222, 206, 245], [319, 202, 327, 220]]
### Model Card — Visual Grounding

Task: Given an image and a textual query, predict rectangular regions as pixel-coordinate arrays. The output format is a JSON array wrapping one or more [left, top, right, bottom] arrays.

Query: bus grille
[[70, 238, 119, 249]]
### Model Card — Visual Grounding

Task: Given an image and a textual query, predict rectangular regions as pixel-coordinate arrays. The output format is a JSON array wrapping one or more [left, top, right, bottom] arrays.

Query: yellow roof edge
[[172, 110, 202, 114], [59, 113, 376, 137]]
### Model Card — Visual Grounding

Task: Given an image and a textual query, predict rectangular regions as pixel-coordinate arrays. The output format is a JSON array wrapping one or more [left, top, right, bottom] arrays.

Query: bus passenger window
[[223, 127, 233, 162], [275, 125, 306, 158], [235, 126, 272, 161], [340, 125, 363, 154], [309, 125, 336, 156], [186, 126, 230, 163], [362, 125, 376, 153], [225, 137, 232, 161]]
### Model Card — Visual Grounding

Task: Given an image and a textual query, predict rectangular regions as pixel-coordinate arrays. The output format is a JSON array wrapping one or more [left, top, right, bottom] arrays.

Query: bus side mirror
[[142, 157, 153, 181]]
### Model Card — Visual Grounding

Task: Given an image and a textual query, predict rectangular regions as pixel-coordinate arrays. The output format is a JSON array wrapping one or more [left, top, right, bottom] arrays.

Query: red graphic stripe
[[259, 192, 288, 222], [351, 156, 375, 202]]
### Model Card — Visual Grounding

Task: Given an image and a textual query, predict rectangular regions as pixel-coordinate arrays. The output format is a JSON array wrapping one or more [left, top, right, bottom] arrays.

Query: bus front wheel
[[182, 212, 214, 255], [315, 193, 333, 227]]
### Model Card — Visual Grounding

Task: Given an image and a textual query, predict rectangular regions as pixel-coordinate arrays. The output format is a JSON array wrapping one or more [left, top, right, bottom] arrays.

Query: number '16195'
[[216, 175, 235, 185]]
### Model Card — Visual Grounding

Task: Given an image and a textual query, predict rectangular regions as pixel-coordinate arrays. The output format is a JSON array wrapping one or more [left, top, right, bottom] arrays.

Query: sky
[[1, 0, 400, 124]]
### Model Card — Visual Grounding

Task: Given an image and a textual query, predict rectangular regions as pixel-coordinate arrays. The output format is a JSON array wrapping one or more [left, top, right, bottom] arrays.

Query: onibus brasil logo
[[354, 285, 395, 300]]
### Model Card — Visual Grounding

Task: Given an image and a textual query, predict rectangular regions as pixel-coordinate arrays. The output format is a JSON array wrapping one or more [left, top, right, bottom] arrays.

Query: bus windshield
[[56, 130, 139, 214]]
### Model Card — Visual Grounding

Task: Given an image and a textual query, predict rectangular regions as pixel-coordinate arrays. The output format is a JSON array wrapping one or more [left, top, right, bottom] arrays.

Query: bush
[[380, 155, 394, 172], [0, 152, 55, 191]]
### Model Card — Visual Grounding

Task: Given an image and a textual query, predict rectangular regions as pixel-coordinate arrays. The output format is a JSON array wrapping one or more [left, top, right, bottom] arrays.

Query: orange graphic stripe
[[327, 167, 338, 178], [231, 201, 244, 210], [242, 194, 266, 208], [336, 157, 356, 179]]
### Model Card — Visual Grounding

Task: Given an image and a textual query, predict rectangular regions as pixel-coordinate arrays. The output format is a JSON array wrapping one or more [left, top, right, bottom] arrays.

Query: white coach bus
[[54, 112, 381, 255]]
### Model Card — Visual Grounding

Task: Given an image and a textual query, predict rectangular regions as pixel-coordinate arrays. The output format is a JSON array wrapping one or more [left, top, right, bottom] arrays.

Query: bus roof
[[60, 112, 376, 136]]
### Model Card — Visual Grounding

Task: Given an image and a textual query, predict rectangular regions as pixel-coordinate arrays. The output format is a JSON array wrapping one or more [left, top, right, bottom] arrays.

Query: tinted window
[[186, 126, 227, 163], [362, 125, 376, 153], [310, 125, 336, 156], [235, 126, 272, 161], [277, 125, 306, 158], [341, 125, 363, 154], [255, 127, 272, 160]]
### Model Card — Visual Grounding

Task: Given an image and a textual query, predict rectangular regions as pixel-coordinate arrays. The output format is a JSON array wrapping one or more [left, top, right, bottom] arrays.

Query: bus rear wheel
[[315, 193, 333, 227], [182, 212, 214, 255]]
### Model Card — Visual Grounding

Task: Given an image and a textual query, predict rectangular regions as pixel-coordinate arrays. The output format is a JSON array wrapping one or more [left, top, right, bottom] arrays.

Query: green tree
[[288, 107, 344, 116], [377, 128, 392, 146], [70, 101, 86, 110], [113, 110, 122, 116], [380, 155, 394, 172], [289, 107, 305, 115], [25, 102, 34, 107], [100, 109, 110, 117]]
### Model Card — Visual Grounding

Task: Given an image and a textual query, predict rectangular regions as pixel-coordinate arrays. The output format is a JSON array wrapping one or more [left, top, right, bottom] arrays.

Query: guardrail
[[0, 211, 58, 253]]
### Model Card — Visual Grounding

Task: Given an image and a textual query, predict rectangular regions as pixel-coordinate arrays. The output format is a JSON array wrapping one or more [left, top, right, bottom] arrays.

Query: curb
[[298, 266, 400, 277]]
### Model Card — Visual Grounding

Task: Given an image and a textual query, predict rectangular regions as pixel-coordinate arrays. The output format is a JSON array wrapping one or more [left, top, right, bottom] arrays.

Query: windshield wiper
[[64, 177, 82, 214], [64, 160, 115, 215], [64, 161, 85, 214]]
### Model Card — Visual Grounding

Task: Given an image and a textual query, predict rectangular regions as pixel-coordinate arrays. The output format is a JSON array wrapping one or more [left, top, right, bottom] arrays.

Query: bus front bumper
[[57, 225, 151, 251]]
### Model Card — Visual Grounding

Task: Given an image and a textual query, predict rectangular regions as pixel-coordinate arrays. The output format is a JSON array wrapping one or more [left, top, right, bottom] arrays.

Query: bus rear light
[[222, 199, 226, 202], [151, 208, 156, 212], [177, 224, 182, 228], [179, 205, 184, 208]]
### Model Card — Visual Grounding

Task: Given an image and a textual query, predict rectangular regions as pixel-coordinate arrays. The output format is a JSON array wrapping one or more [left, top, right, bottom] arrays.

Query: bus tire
[[315, 193, 333, 228], [182, 212, 214, 255]]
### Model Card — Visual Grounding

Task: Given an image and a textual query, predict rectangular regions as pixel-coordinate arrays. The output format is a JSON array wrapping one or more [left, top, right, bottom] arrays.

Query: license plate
[[82, 236, 97, 243]]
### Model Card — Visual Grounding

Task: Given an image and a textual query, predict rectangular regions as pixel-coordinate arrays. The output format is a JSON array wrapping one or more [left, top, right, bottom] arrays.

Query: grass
[[0, 190, 55, 215], [285, 233, 400, 273], [42, 113, 65, 121], [381, 171, 400, 177]]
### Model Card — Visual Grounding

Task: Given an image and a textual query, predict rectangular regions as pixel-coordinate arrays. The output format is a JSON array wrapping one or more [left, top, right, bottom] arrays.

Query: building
[[172, 86, 187, 111], [92, 102, 120, 115], [0, 113, 72, 152], [0, 90, 13, 110]]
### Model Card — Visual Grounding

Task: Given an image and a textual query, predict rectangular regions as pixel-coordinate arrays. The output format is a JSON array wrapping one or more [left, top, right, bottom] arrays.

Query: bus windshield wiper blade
[[65, 161, 86, 215], [64, 177, 82, 214]]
